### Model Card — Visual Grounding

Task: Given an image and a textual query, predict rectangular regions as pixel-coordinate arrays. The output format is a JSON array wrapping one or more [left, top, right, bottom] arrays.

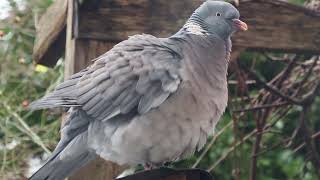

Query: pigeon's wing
[[30, 34, 182, 120]]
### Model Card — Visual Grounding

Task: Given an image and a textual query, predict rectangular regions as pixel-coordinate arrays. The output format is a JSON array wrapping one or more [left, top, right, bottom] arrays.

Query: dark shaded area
[[117, 168, 213, 180], [37, 27, 66, 67]]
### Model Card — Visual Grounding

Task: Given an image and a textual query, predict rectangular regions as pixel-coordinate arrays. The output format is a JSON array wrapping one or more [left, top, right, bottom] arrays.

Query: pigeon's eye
[[216, 12, 221, 17]]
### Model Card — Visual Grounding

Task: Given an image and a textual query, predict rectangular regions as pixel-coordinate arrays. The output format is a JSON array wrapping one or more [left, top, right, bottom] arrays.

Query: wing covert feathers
[[30, 34, 182, 121]]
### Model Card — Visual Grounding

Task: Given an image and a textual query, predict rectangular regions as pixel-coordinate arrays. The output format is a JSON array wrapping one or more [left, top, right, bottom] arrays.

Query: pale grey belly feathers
[[88, 82, 227, 166]]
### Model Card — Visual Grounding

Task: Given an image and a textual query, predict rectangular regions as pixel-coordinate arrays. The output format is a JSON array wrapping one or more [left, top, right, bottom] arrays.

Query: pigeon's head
[[185, 1, 248, 39]]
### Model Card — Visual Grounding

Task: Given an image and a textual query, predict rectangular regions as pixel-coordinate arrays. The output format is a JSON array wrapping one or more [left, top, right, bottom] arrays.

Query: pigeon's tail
[[29, 149, 96, 180], [29, 109, 96, 180]]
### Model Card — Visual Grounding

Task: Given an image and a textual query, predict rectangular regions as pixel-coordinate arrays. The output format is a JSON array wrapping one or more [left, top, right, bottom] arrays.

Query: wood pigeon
[[29, 1, 247, 179]]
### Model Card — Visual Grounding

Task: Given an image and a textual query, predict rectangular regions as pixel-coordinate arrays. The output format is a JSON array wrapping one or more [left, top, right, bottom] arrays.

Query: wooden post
[[117, 168, 213, 180], [64, 0, 125, 179]]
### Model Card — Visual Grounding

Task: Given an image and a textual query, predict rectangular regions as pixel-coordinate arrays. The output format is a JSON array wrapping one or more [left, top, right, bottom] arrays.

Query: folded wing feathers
[[112, 83, 136, 107], [82, 93, 102, 111], [30, 35, 182, 122], [55, 79, 77, 90], [29, 96, 79, 110], [136, 73, 152, 94], [138, 83, 161, 114], [120, 93, 140, 114], [77, 87, 98, 105]]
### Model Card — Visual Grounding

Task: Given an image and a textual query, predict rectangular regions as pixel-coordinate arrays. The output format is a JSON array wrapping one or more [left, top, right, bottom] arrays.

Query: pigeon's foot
[[144, 162, 166, 171], [143, 163, 154, 171]]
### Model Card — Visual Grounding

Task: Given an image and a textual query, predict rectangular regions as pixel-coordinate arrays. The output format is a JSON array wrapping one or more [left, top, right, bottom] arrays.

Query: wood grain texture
[[76, 0, 201, 40], [37, 27, 66, 67], [76, 0, 320, 53], [234, 0, 320, 53], [33, 0, 67, 66], [65, 1, 125, 179], [69, 158, 125, 180], [35, 0, 320, 67], [66, 39, 125, 180]]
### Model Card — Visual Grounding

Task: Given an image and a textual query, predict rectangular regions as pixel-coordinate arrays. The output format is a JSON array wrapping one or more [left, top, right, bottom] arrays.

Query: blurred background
[[0, 0, 320, 179]]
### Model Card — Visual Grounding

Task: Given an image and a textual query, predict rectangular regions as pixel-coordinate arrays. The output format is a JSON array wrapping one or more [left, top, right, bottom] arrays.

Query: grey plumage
[[29, 1, 247, 180]]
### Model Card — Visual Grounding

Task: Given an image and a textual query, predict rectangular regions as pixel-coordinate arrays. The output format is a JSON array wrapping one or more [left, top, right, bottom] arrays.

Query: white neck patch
[[183, 22, 208, 36]]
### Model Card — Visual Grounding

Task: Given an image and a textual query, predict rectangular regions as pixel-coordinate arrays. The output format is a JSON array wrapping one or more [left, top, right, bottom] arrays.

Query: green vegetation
[[0, 0, 60, 178]]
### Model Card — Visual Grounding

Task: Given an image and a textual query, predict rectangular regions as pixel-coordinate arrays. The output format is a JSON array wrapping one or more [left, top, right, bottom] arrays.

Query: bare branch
[[192, 121, 233, 168], [300, 81, 320, 106], [301, 108, 320, 169], [240, 64, 302, 105], [274, 55, 300, 87], [2, 101, 51, 154], [207, 129, 257, 172], [233, 102, 289, 113]]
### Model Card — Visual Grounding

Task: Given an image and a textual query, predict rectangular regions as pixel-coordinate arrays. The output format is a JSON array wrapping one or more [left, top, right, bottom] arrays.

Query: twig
[[0, 118, 9, 174], [241, 65, 302, 105], [207, 129, 257, 172], [292, 131, 320, 154], [250, 121, 263, 180], [274, 55, 299, 87], [192, 121, 233, 168], [300, 82, 320, 106], [267, 105, 292, 129], [299, 107, 320, 178], [228, 80, 256, 85], [233, 102, 289, 113], [292, 56, 319, 93], [286, 105, 307, 147], [255, 138, 291, 157], [263, 53, 290, 62], [292, 143, 305, 154], [249, 85, 279, 180], [2, 102, 51, 154], [312, 131, 320, 139]]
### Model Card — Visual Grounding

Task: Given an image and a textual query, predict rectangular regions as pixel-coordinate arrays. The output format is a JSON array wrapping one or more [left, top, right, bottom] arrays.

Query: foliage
[[1, 0, 319, 180], [0, 0, 61, 179], [289, 0, 306, 5]]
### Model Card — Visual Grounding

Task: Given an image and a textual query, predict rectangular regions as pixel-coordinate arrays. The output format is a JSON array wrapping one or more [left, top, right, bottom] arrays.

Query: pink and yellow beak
[[232, 19, 248, 31]]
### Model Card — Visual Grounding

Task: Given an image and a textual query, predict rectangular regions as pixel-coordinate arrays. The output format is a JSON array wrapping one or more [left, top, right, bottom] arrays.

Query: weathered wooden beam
[[34, 0, 320, 67], [37, 27, 66, 67], [69, 156, 125, 180], [76, 0, 200, 40], [66, 40, 126, 180], [33, 0, 67, 66], [76, 0, 320, 53], [234, 0, 320, 53], [65, 1, 125, 180]]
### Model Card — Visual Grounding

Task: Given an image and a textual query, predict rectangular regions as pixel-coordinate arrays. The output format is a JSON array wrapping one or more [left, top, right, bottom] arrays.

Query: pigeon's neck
[[169, 33, 230, 95], [182, 21, 209, 36], [177, 18, 232, 40]]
